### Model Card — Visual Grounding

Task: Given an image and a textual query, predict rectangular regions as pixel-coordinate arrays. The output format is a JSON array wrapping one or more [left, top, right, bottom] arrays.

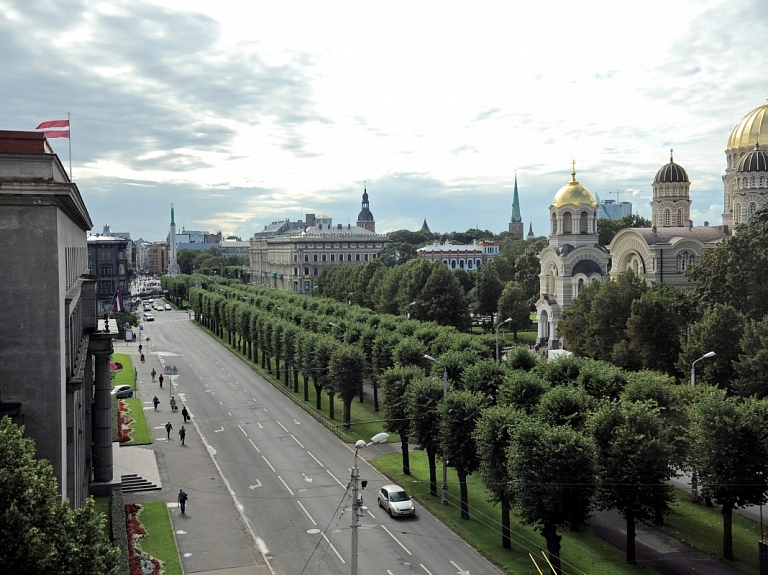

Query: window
[[563, 212, 572, 234], [313, 267, 318, 276], [313, 254, 318, 262], [304, 267, 309, 276], [363, 253, 369, 261], [355, 254, 360, 262], [749, 202, 758, 221], [100, 266, 112, 277], [322, 254, 327, 262], [304, 254, 309, 262], [664, 209, 671, 227], [330, 254, 335, 262], [347, 254, 352, 262], [99, 250, 112, 261], [580, 211, 588, 233], [735, 203, 742, 224], [293, 254, 298, 262], [676, 209, 683, 226], [551, 213, 557, 234]]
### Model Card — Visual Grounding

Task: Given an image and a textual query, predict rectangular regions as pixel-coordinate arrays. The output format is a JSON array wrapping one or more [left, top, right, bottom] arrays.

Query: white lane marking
[[277, 421, 289, 433], [307, 451, 324, 467], [297, 501, 316, 525], [205, 389, 213, 393], [248, 439, 260, 453], [302, 473, 313, 483], [322, 533, 345, 564], [293, 419, 300, 425], [278, 475, 294, 496], [291, 435, 304, 448], [227, 412, 232, 417], [257, 422, 263, 429], [326, 469, 345, 488], [381, 524, 412, 555], [420, 565, 434, 575], [220, 401, 223, 406], [238, 425, 247, 437], [263, 408, 269, 413], [449, 560, 470, 574], [256, 537, 269, 557], [249, 480, 262, 489], [262, 456, 275, 472], [253, 397, 258, 402], [213, 426, 224, 433]]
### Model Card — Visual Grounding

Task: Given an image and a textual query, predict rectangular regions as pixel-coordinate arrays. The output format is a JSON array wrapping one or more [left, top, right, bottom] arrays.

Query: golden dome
[[727, 95, 768, 150], [552, 162, 596, 208]]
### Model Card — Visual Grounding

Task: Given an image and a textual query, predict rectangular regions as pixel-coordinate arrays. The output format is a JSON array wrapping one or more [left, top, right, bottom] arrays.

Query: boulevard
[[141, 306, 503, 575]]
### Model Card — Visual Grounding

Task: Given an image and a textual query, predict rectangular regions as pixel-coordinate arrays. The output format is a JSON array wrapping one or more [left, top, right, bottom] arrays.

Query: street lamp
[[405, 301, 417, 319], [347, 292, 354, 306], [350, 432, 389, 575], [424, 354, 449, 505], [691, 351, 716, 387], [329, 322, 347, 345], [495, 317, 513, 362]]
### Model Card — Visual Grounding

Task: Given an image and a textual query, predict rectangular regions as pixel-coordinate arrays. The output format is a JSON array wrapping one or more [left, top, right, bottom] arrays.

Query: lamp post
[[691, 350, 716, 387], [690, 351, 716, 502], [351, 432, 389, 575], [424, 354, 449, 505], [495, 317, 512, 362], [405, 301, 416, 319], [329, 322, 347, 345], [347, 292, 354, 306]]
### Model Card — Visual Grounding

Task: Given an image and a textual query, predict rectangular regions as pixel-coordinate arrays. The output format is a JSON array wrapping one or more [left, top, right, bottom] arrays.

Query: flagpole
[[67, 112, 72, 179]]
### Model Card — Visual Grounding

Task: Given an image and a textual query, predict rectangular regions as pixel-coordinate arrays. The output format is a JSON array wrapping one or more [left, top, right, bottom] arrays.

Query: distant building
[[356, 187, 376, 232], [420, 218, 431, 233], [598, 198, 633, 220], [87, 234, 130, 312], [148, 241, 168, 275], [220, 236, 250, 257], [508, 172, 524, 239], [417, 240, 499, 270]]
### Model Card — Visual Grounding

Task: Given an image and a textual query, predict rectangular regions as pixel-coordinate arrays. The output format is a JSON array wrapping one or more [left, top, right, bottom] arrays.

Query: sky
[[2, 0, 767, 242]]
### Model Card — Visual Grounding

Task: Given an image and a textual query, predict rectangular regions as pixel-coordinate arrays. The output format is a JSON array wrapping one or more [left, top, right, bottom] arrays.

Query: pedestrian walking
[[178, 425, 186, 445], [138, 343, 143, 354], [159, 374, 164, 389], [170, 396, 177, 412], [178, 489, 188, 514], [151, 368, 156, 382], [181, 407, 189, 423], [153, 396, 160, 410], [165, 421, 173, 440], [140, 353, 145, 363]]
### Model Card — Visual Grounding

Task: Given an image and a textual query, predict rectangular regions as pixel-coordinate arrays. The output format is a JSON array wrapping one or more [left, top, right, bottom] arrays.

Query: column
[[90, 335, 114, 483]]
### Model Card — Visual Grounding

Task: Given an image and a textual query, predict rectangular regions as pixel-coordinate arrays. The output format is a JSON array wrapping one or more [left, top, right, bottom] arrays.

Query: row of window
[[298, 253, 376, 263], [734, 201, 759, 224], [301, 242, 382, 249], [444, 258, 486, 269], [657, 186, 686, 197], [736, 176, 766, 189], [551, 211, 592, 234]]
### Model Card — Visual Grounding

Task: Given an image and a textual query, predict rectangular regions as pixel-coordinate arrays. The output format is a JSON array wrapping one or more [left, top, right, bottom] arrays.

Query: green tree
[[535, 386, 596, 431], [380, 366, 426, 475], [498, 371, 549, 413], [0, 417, 120, 575], [439, 390, 487, 519], [587, 401, 675, 563], [376, 242, 418, 266], [511, 237, 549, 304], [555, 280, 601, 356], [328, 345, 365, 429], [734, 316, 768, 398], [406, 377, 445, 497], [598, 214, 652, 247], [496, 282, 532, 340], [459, 359, 507, 401], [419, 263, 470, 330], [688, 391, 768, 560], [508, 419, 597, 575], [473, 262, 504, 324]]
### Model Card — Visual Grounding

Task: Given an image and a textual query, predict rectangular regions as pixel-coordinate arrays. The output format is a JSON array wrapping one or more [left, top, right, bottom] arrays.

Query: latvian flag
[[36, 119, 70, 139], [113, 288, 125, 314]]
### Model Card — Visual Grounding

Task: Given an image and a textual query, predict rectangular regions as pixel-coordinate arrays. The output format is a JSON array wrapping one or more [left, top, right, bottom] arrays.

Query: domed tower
[[730, 142, 768, 226], [356, 187, 375, 232], [652, 149, 691, 227], [723, 94, 768, 227], [548, 160, 599, 248]]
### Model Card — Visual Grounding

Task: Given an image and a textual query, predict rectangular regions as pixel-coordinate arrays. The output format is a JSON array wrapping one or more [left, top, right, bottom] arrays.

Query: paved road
[[146, 310, 504, 575]]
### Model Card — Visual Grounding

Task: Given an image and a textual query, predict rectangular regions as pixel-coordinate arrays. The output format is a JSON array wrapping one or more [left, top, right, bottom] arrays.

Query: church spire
[[510, 171, 522, 223]]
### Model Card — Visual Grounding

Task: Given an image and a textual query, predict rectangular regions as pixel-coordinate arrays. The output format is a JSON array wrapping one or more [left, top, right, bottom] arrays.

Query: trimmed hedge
[[109, 486, 130, 575]]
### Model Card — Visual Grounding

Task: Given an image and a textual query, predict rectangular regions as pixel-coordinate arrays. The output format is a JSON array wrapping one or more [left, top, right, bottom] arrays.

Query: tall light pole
[[495, 317, 512, 362], [329, 322, 347, 345], [690, 350, 716, 502], [424, 354, 449, 505], [691, 350, 716, 387], [347, 292, 354, 306], [405, 301, 416, 319], [351, 432, 389, 575]]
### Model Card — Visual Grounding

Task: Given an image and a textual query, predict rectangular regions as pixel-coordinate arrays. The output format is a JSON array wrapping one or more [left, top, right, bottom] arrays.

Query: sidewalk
[[113, 335, 272, 575]]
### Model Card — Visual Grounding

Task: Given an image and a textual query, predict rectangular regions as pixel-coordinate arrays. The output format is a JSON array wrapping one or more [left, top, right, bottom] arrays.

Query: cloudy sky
[[2, 0, 767, 241]]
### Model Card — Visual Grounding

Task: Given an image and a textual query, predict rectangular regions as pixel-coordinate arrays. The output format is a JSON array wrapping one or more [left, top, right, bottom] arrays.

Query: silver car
[[111, 385, 134, 399], [377, 484, 415, 517]]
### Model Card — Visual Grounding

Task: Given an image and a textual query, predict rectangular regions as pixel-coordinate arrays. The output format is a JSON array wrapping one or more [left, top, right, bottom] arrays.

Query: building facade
[[417, 240, 500, 270], [0, 131, 115, 506], [87, 234, 130, 312], [147, 241, 168, 275]]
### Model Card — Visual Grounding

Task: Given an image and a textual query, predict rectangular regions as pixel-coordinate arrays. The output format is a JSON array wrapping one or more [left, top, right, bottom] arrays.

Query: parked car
[[377, 484, 415, 517], [164, 304, 172, 311], [111, 385, 133, 399], [143, 313, 155, 322]]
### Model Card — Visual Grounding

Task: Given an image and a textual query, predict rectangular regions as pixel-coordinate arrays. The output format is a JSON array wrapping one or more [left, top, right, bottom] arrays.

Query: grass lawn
[[659, 488, 762, 575], [371, 452, 658, 575], [133, 502, 183, 575], [111, 353, 135, 388], [121, 397, 152, 445]]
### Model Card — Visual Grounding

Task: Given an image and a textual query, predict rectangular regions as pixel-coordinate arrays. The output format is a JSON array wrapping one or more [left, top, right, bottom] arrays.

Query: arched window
[[664, 209, 671, 227], [676, 208, 683, 226], [749, 202, 758, 221], [735, 203, 742, 224], [551, 213, 557, 234], [580, 211, 588, 233], [476, 259, 482, 268], [563, 212, 572, 234]]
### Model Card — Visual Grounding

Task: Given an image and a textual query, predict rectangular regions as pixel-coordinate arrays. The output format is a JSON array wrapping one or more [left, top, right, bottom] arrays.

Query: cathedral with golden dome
[[535, 93, 768, 349]]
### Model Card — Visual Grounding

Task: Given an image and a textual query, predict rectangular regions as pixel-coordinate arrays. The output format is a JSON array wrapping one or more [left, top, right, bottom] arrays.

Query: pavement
[[111, 329, 751, 575], [112, 334, 273, 575]]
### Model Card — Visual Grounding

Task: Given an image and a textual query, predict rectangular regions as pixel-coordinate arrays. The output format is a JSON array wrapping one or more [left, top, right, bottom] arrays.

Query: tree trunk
[[373, 383, 379, 411], [283, 361, 290, 386], [266, 356, 272, 374], [427, 449, 437, 497], [723, 501, 734, 560], [626, 508, 636, 563], [542, 522, 562, 575], [314, 383, 322, 409], [343, 398, 352, 430], [458, 470, 469, 520], [294, 368, 300, 393], [501, 499, 511, 549], [328, 391, 335, 420], [401, 437, 410, 475]]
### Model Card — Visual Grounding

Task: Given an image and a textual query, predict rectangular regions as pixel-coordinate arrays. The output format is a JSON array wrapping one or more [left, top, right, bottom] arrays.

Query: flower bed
[[118, 400, 135, 443], [125, 503, 163, 575]]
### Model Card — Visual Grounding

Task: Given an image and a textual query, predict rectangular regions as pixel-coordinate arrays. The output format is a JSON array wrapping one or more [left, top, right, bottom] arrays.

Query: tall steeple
[[356, 186, 376, 232], [508, 171, 524, 239], [167, 203, 180, 276]]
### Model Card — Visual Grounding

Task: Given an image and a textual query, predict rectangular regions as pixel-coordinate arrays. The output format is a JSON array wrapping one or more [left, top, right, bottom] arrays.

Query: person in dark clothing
[[153, 396, 160, 410], [181, 407, 190, 423], [159, 374, 164, 389], [178, 489, 188, 514], [151, 368, 156, 381], [165, 421, 173, 440], [178, 425, 186, 445]]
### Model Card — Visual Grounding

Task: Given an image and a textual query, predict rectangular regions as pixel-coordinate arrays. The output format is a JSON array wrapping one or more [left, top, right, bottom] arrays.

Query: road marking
[[277, 421, 288, 432], [249, 480, 262, 489], [449, 560, 470, 574], [307, 451, 324, 467], [248, 439, 260, 453], [214, 426, 224, 433], [291, 435, 304, 448], [278, 476, 294, 495], [263, 408, 269, 413], [326, 469, 345, 488], [257, 422, 263, 429], [227, 412, 232, 417], [382, 525, 412, 555], [297, 501, 316, 525], [322, 533, 345, 564], [262, 456, 275, 472], [302, 473, 313, 483], [238, 425, 247, 437], [293, 419, 300, 425], [420, 565, 434, 575]]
